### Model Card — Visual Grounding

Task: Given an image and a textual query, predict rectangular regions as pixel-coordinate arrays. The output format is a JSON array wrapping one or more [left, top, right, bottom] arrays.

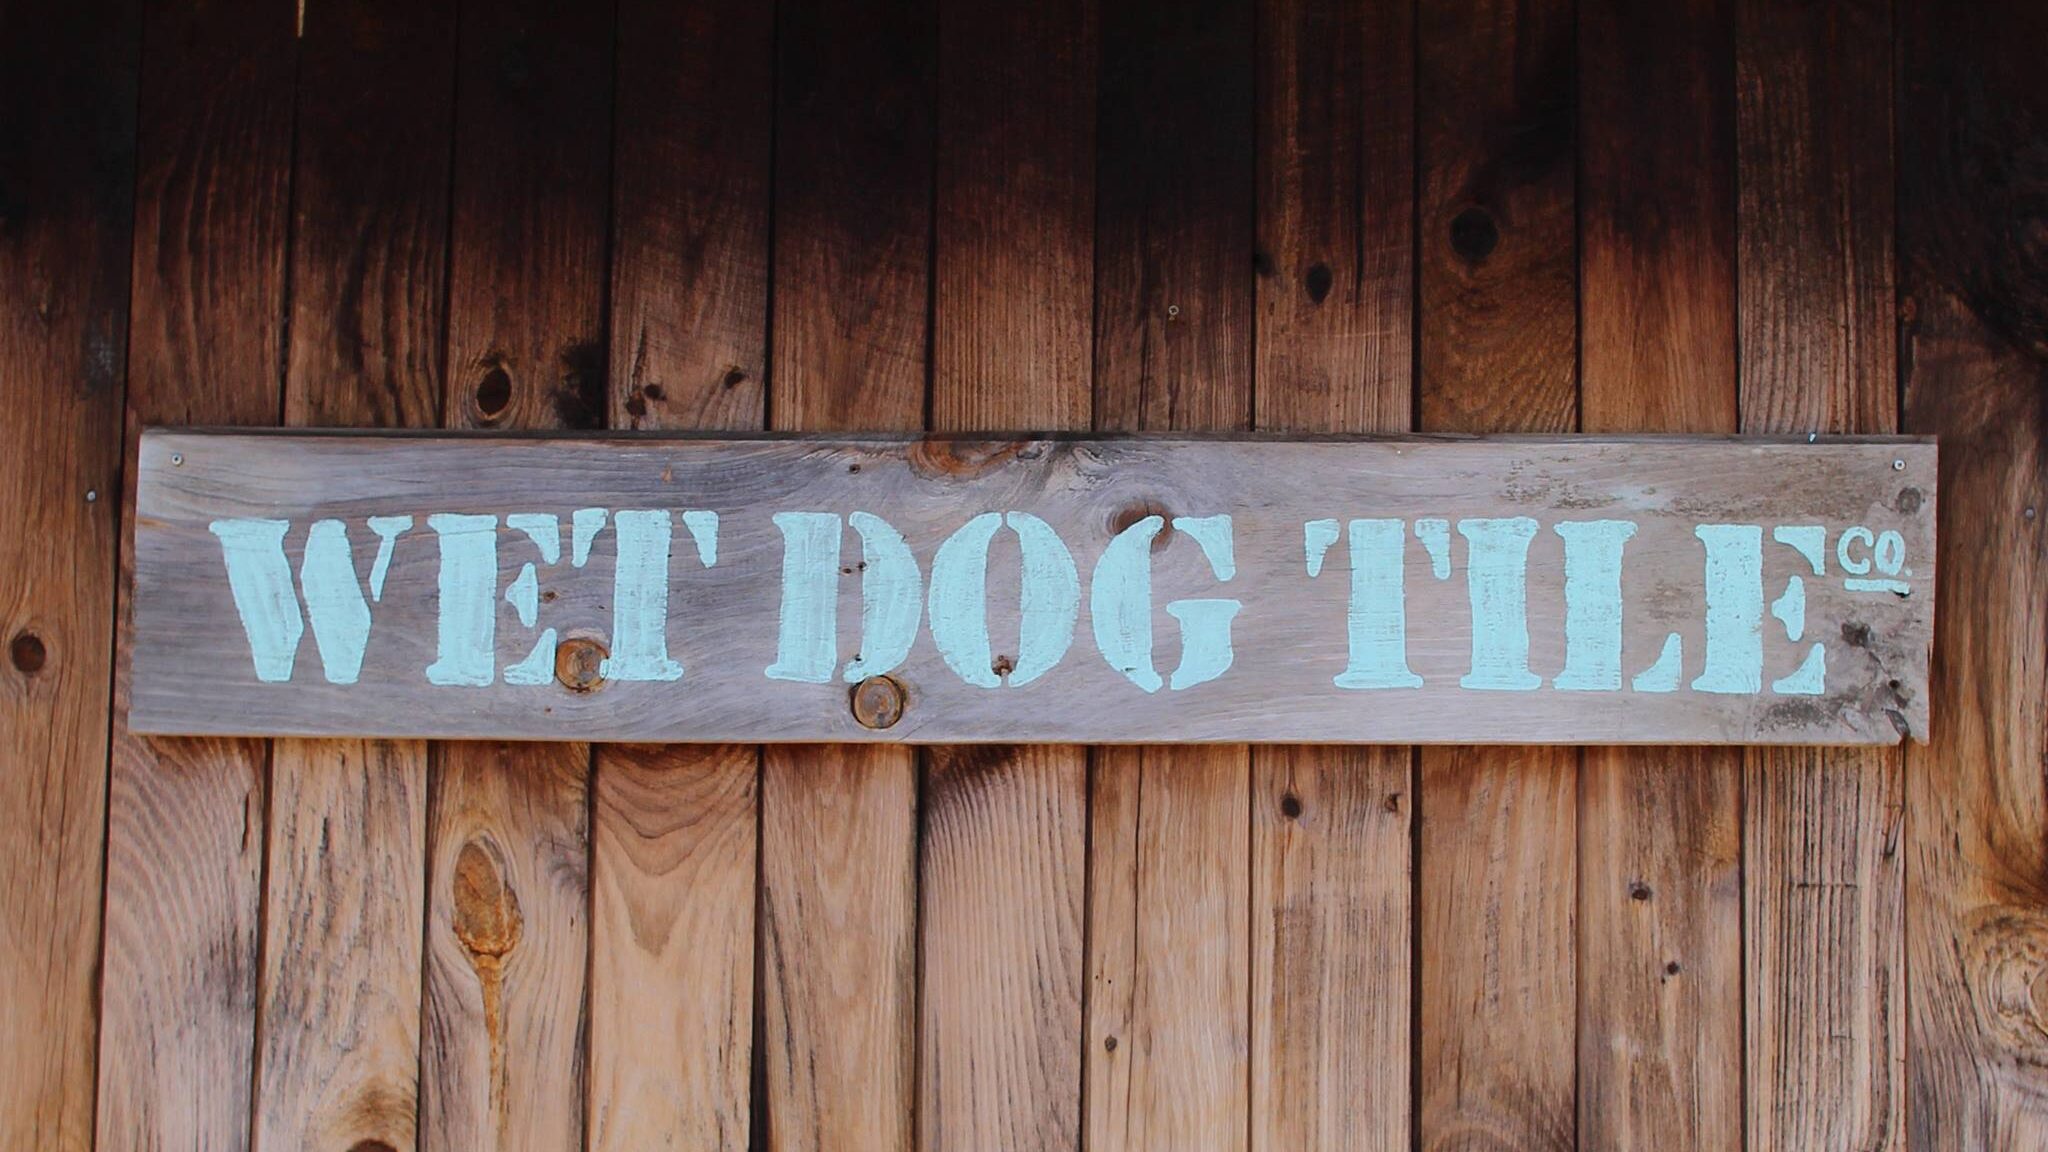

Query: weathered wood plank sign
[[128, 431, 1936, 744]]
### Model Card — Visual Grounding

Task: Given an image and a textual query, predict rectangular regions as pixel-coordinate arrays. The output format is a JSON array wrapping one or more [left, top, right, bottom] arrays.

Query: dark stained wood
[[761, 0, 929, 1144], [422, 0, 612, 1145], [610, 0, 771, 434], [0, 0, 138, 1145], [254, 1, 454, 1147], [927, 4, 1090, 1146], [1899, 0, 2048, 1145], [1578, 0, 1742, 1147], [591, 2, 771, 1139], [1089, 0, 1251, 1144], [1736, 0, 1904, 1146], [94, 0, 294, 1147], [1416, 0, 1577, 1144], [1251, 0, 1412, 1141], [771, 0, 932, 431]]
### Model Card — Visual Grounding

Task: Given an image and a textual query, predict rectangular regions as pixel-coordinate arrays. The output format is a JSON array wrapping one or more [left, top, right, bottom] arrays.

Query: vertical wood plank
[[760, 0, 928, 1145], [421, 0, 612, 1146], [925, 0, 1091, 1147], [1251, 0, 1413, 1146], [95, 0, 295, 1147], [589, 747, 757, 1151], [1736, 0, 1904, 1146], [1089, 0, 1250, 1146], [1899, 0, 2048, 1146], [1415, 0, 1577, 1147], [0, 0, 138, 1146], [1578, 1, 1742, 1148], [255, 5, 455, 1148], [590, 0, 772, 1141]]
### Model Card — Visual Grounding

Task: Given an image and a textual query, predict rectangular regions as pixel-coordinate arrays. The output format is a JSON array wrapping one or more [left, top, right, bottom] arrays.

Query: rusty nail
[[851, 675, 906, 730], [554, 636, 608, 693]]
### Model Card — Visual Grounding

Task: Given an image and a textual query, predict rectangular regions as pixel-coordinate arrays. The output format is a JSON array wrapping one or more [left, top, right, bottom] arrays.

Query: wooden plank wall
[[1, 0, 2042, 1149]]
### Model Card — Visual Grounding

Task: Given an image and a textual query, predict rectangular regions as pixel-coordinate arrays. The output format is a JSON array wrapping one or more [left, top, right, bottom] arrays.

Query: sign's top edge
[[139, 426, 1940, 448]]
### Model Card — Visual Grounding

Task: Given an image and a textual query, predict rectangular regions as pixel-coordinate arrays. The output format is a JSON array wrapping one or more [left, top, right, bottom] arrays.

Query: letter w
[[210, 517, 411, 684]]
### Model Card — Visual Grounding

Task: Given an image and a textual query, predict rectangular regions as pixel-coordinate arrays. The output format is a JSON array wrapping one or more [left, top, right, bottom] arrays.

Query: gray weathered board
[[128, 431, 1936, 745]]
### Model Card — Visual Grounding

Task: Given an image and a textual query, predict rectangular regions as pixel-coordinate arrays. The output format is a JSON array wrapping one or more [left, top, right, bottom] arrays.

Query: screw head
[[850, 675, 906, 730], [554, 636, 608, 693]]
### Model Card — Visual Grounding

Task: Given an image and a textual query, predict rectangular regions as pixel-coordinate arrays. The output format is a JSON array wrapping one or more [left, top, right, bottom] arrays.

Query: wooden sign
[[128, 431, 1936, 745]]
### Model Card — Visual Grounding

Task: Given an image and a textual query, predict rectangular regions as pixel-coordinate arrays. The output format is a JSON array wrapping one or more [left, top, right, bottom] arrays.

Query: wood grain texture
[[761, 0, 928, 1144], [1416, 2, 1577, 1143], [421, 742, 590, 1151], [1579, 0, 1742, 1147], [95, 0, 293, 1147], [588, 744, 756, 1151], [421, 0, 611, 1145], [609, 0, 771, 435], [758, 746, 917, 1150], [589, 3, 770, 1140], [1252, 0, 1412, 1145], [253, 2, 453, 1147], [130, 431, 1938, 745], [0, 0, 137, 1146], [1255, 0, 1412, 437], [926, 2, 1090, 1146], [1737, 0, 1904, 1146], [1899, 0, 2048, 1145], [933, 0, 1094, 433], [1086, 747, 1247, 1151], [1090, 2, 1251, 1145]]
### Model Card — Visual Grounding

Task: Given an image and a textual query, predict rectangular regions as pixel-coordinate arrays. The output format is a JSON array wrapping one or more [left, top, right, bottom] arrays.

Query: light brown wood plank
[[1085, 748, 1247, 1150], [1736, 0, 1904, 1145], [1415, 3, 1577, 1141], [761, 0, 929, 1144], [1089, 0, 1251, 1145], [250, 2, 453, 1146], [926, 1, 1091, 1145], [421, 742, 590, 1150], [0, 0, 138, 1146], [95, 0, 295, 1146], [1251, 0, 1413, 1144], [1579, 0, 1742, 1146], [1899, 0, 2048, 1145], [420, 0, 611, 1145], [589, 745, 756, 1151], [588, 2, 771, 1142], [758, 745, 917, 1149]]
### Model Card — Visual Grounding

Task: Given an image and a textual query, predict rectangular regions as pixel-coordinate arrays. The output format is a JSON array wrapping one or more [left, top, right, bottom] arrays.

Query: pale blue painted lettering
[[1553, 519, 1637, 691], [502, 513, 560, 686], [1164, 515, 1240, 691], [1333, 519, 1421, 690], [1458, 517, 1541, 691], [1416, 518, 1452, 580], [426, 513, 498, 687], [765, 512, 841, 683], [1692, 523, 1764, 694], [1633, 633, 1684, 692], [843, 511, 922, 682], [1303, 518, 1339, 577], [1092, 515, 1163, 692], [600, 510, 684, 682], [210, 519, 305, 683]]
